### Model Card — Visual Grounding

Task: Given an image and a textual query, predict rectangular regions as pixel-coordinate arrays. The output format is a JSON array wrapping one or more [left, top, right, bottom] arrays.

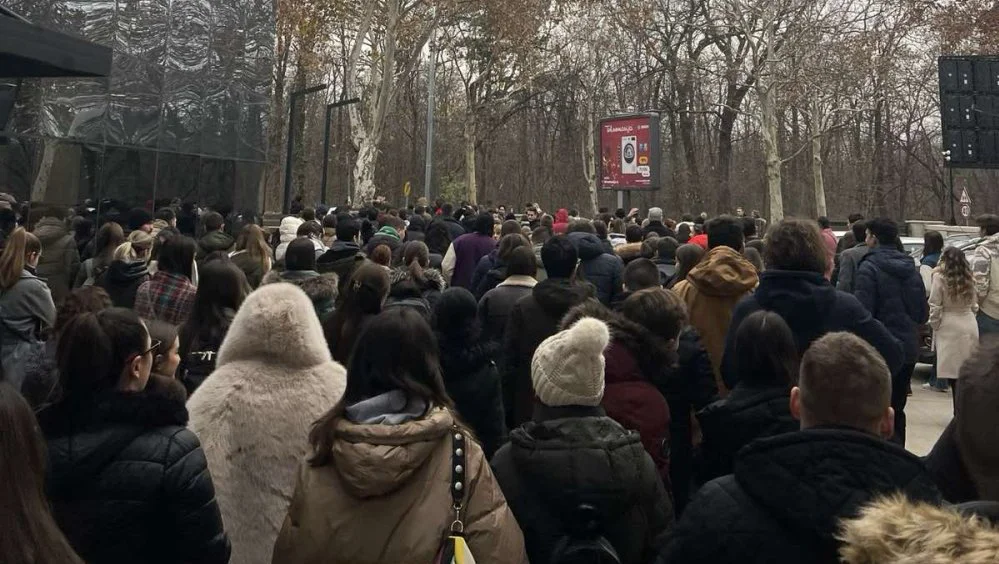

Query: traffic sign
[[403, 181, 412, 197], [960, 187, 972, 204], [961, 204, 971, 218]]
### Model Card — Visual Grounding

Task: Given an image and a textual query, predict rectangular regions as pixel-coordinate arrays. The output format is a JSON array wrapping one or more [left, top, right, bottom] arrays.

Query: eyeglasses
[[132, 340, 162, 361]]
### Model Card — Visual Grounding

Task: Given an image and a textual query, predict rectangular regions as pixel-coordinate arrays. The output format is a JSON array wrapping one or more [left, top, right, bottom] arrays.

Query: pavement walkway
[[905, 365, 954, 457]]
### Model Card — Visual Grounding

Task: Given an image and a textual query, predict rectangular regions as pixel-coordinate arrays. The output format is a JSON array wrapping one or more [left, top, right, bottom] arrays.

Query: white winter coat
[[928, 271, 979, 380], [187, 282, 346, 564]]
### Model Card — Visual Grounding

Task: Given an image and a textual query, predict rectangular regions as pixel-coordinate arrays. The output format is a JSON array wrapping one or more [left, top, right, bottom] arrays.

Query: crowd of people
[[1, 193, 998, 564]]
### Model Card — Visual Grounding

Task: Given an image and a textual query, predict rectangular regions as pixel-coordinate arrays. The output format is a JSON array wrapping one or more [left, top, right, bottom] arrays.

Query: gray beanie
[[531, 318, 610, 407]]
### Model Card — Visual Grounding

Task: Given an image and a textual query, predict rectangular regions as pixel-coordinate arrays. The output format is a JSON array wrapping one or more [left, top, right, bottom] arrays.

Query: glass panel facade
[[0, 0, 274, 210]]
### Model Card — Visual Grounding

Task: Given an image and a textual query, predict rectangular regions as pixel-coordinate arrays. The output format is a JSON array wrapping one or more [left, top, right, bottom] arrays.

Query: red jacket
[[688, 233, 708, 249], [553, 208, 570, 235]]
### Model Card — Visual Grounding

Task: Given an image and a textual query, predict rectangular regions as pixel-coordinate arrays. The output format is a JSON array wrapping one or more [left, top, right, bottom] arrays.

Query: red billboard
[[599, 113, 661, 191]]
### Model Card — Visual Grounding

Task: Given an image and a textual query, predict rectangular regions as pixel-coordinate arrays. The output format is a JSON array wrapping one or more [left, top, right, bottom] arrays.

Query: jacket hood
[[199, 230, 234, 252], [838, 495, 999, 564], [107, 260, 149, 283], [532, 278, 594, 319], [217, 282, 334, 368], [330, 407, 454, 498], [615, 242, 645, 262], [261, 269, 339, 308], [34, 217, 70, 245], [686, 246, 758, 297], [735, 428, 941, 546], [754, 270, 839, 323], [376, 226, 401, 240], [555, 208, 569, 224], [509, 409, 651, 513], [318, 241, 362, 264], [388, 266, 446, 294], [438, 335, 498, 378], [863, 247, 918, 281], [279, 216, 305, 242], [567, 232, 608, 260]]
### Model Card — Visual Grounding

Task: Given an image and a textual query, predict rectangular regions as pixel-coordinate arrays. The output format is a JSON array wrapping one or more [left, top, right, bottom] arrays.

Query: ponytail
[[0, 228, 40, 289], [402, 241, 430, 285]]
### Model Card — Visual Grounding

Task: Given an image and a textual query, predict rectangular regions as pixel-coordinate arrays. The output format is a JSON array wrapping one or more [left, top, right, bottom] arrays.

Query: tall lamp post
[[283, 83, 327, 214], [320, 97, 361, 205], [944, 149, 956, 226]]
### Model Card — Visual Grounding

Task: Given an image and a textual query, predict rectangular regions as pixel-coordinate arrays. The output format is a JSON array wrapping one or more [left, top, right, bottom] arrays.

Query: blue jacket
[[722, 270, 903, 390], [855, 247, 929, 365], [567, 232, 624, 306]]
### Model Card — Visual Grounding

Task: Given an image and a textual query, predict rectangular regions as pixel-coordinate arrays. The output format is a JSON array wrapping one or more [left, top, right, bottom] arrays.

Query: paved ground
[[905, 364, 954, 457]]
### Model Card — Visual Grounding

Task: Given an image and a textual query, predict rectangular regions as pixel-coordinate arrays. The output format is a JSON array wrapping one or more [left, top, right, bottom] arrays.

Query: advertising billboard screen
[[599, 114, 661, 191]]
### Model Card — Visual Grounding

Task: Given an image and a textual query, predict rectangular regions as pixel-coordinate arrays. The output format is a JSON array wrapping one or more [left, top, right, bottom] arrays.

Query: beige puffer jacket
[[272, 407, 527, 564]]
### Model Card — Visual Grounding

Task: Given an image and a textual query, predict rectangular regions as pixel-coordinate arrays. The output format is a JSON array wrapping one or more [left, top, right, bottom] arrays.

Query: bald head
[[792, 332, 894, 438]]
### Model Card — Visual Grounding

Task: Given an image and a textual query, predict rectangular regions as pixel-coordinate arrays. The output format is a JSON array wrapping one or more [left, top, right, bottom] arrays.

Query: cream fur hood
[[839, 495, 999, 564], [187, 282, 346, 564]]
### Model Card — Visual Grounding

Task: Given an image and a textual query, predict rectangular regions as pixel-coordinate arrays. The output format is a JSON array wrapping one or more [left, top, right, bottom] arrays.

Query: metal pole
[[283, 83, 327, 215], [320, 103, 333, 206], [423, 30, 437, 203], [949, 166, 956, 226]]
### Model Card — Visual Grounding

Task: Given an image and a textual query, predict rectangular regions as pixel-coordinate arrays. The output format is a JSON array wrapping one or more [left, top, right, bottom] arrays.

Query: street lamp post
[[283, 83, 327, 215], [320, 97, 361, 206], [944, 150, 955, 226]]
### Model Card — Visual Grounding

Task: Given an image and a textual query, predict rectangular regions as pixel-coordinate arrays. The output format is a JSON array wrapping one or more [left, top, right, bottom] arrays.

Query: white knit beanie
[[531, 318, 611, 407]]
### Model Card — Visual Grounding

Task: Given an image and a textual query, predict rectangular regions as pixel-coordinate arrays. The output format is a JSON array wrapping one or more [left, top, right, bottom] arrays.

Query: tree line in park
[[265, 0, 999, 221]]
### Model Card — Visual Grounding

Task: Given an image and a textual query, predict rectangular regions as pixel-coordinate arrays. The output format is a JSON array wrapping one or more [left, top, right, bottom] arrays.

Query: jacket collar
[[39, 375, 188, 436], [532, 403, 605, 423], [498, 275, 537, 289]]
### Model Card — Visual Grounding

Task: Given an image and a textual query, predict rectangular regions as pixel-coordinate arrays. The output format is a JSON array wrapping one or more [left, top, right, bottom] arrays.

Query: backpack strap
[[449, 425, 468, 534]]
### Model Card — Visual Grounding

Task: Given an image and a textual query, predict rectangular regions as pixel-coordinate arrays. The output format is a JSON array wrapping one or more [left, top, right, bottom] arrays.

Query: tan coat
[[272, 408, 527, 564], [672, 246, 758, 395], [188, 283, 347, 564]]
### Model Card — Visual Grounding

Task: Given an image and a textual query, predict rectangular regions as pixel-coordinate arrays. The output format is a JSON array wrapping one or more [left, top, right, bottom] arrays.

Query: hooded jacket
[[553, 208, 570, 234], [722, 270, 904, 390], [478, 275, 537, 344], [197, 230, 235, 261], [362, 226, 403, 258], [316, 240, 364, 296], [615, 241, 647, 264], [855, 247, 929, 364], [568, 232, 624, 306], [492, 406, 673, 564], [271, 408, 527, 564], [34, 216, 80, 305], [230, 250, 271, 289], [386, 266, 446, 316], [39, 376, 230, 564], [673, 246, 758, 393], [0, 269, 55, 392], [261, 270, 339, 322], [838, 495, 999, 564], [438, 336, 507, 459], [502, 278, 595, 428], [659, 428, 942, 564], [97, 260, 150, 308], [188, 283, 347, 564]]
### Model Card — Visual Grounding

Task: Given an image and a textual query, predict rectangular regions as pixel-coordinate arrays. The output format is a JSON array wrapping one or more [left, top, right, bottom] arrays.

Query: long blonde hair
[[939, 246, 975, 303], [0, 228, 41, 290], [112, 230, 155, 263], [234, 224, 271, 274]]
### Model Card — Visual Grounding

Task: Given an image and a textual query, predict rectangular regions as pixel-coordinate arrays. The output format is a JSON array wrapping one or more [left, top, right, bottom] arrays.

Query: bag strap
[[448, 425, 468, 534]]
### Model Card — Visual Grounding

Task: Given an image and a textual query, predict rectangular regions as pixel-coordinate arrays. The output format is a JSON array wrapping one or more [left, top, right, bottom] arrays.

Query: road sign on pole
[[960, 187, 972, 204], [961, 204, 971, 218]]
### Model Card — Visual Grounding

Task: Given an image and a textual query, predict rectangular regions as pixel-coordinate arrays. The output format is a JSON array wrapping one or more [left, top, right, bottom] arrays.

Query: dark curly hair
[[763, 219, 827, 274]]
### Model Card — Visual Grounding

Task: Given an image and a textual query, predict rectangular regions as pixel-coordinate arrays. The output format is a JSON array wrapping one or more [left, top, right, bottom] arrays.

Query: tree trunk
[[464, 112, 478, 205], [811, 100, 827, 217], [32, 138, 56, 201], [759, 83, 784, 222], [581, 97, 599, 216], [352, 139, 378, 206]]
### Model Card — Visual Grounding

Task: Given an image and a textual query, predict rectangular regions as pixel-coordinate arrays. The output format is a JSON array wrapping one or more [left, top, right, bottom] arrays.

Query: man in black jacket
[[317, 216, 364, 296], [660, 332, 941, 564]]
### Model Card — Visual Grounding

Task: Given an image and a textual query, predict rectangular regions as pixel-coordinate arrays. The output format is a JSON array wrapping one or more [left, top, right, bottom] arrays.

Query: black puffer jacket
[[316, 241, 365, 296], [97, 260, 150, 308], [386, 266, 446, 315], [855, 247, 930, 364], [695, 384, 797, 483], [40, 376, 230, 564], [659, 428, 942, 564], [438, 337, 507, 459], [492, 406, 673, 564], [567, 232, 624, 306]]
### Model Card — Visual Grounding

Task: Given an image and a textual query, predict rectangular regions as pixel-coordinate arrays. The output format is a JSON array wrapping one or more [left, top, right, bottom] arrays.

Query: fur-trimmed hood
[[839, 495, 999, 564], [388, 266, 445, 292], [261, 269, 338, 310]]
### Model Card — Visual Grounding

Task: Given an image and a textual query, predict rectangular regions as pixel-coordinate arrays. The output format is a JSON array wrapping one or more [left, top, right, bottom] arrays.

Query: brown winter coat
[[672, 246, 758, 395], [271, 407, 527, 564]]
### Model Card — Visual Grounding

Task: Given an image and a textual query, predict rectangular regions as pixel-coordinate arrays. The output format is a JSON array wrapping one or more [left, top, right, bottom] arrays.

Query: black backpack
[[549, 504, 622, 564]]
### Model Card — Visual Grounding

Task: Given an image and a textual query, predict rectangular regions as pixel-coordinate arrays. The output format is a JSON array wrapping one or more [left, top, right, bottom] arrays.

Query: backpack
[[82, 258, 109, 287], [549, 504, 622, 564]]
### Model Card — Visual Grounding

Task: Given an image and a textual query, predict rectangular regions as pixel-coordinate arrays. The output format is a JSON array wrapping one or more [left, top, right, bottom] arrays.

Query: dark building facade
[[0, 0, 274, 211]]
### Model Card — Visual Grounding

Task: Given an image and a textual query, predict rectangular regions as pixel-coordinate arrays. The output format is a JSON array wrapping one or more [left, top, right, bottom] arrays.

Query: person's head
[[144, 319, 181, 378], [923, 230, 944, 258], [865, 217, 899, 248], [623, 258, 661, 292], [113, 229, 155, 263], [621, 288, 687, 350], [676, 223, 691, 244], [324, 262, 392, 363], [381, 215, 407, 240], [566, 220, 596, 235], [656, 236, 679, 262], [734, 311, 799, 388], [532, 317, 610, 408], [939, 246, 975, 303], [73, 217, 94, 240], [541, 235, 578, 279], [94, 221, 125, 261], [792, 332, 893, 437], [58, 308, 156, 398], [54, 286, 112, 336], [126, 207, 153, 233], [977, 214, 999, 237], [735, 207, 745, 217], [625, 224, 643, 243], [234, 224, 270, 266], [610, 218, 626, 235], [286, 237, 318, 271], [311, 307, 451, 465], [615, 208, 627, 219], [370, 244, 392, 267], [648, 207, 664, 223], [540, 214, 554, 231], [763, 219, 828, 273], [531, 226, 551, 246], [742, 217, 758, 240], [817, 216, 831, 230], [744, 247, 764, 273], [203, 211, 224, 233], [525, 207, 538, 222], [181, 260, 247, 349], [707, 215, 744, 251], [0, 228, 41, 289], [155, 207, 177, 227], [472, 212, 494, 236], [335, 215, 361, 244], [497, 233, 530, 264], [156, 235, 196, 280], [301, 208, 316, 222], [593, 220, 608, 240], [848, 213, 864, 226], [672, 244, 705, 285], [433, 287, 481, 343], [0, 382, 84, 563], [506, 245, 538, 278], [296, 220, 323, 239], [500, 219, 521, 238], [322, 214, 337, 231], [851, 220, 867, 245]]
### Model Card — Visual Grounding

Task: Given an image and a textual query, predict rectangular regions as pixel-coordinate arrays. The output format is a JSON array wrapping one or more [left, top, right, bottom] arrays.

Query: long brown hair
[[234, 224, 271, 275], [0, 382, 84, 563], [322, 262, 390, 363], [93, 222, 125, 267], [0, 228, 41, 290], [402, 241, 430, 284], [939, 246, 975, 304]]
